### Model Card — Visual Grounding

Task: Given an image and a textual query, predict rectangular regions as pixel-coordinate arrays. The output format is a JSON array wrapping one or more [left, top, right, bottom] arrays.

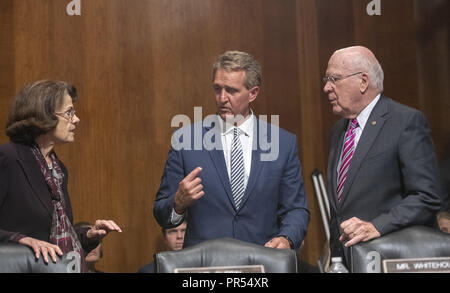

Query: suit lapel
[[206, 117, 266, 212], [339, 96, 388, 207], [209, 149, 235, 206], [205, 120, 235, 207], [15, 144, 53, 218], [238, 119, 264, 210]]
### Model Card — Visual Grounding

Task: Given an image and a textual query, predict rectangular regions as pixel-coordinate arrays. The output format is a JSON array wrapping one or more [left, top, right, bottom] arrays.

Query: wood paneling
[[414, 0, 450, 159], [295, 0, 328, 263], [0, 0, 14, 142], [0, 0, 448, 272]]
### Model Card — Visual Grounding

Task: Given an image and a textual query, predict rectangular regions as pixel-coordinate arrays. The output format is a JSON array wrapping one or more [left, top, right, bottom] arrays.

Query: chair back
[[0, 243, 80, 273], [350, 226, 450, 273], [155, 237, 298, 273]]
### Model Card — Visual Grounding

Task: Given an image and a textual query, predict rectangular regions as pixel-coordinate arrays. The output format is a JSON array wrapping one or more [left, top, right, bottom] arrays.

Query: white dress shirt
[[218, 113, 254, 190], [171, 113, 255, 224], [337, 93, 381, 174]]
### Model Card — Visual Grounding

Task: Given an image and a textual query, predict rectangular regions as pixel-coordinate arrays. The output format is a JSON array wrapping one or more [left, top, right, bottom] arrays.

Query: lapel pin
[[372, 121, 377, 125]]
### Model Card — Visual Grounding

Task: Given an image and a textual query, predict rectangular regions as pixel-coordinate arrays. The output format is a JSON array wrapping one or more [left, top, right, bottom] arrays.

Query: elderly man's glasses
[[55, 108, 76, 122], [322, 72, 362, 85]]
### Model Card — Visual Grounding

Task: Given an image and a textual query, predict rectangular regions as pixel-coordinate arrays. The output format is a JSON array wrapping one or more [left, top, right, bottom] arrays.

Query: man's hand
[[86, 219, 122, 241], [174, 167, 204, 214], [264, 236, 291, 249], [339, 217, 380, 247]]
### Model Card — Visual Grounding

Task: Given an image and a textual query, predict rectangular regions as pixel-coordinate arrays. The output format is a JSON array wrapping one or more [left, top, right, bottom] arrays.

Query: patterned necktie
[[230, 127, 245, 209], [337, 118, 359, 202]]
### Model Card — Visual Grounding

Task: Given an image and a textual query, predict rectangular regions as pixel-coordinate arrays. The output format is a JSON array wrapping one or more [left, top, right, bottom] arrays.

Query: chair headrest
[[0, 243, 80, 273], [155, 237, 297, 273], [350, 226, 450, 273]]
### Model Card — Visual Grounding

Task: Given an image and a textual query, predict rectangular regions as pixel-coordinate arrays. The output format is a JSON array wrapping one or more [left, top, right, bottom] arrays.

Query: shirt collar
[[355, 93, 381, 130], [218, 110, 254, 137]]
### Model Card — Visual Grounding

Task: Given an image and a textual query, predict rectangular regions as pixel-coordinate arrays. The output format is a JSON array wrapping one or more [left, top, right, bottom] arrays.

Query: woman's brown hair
[[6, 80, 78, 145]]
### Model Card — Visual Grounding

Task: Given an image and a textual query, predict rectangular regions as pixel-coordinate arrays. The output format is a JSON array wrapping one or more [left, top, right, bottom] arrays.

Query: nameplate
[[174, 264, 265, 273], [382, 257, 450, 273]]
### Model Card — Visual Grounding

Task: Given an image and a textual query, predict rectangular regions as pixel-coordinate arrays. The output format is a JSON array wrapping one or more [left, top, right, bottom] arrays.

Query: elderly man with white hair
[[323, 46, 441, 266]]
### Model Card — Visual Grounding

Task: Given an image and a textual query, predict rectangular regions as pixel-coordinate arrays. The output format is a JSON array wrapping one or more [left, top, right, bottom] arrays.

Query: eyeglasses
[[322, 72, 363, 85], [55, 108, 76, 122]]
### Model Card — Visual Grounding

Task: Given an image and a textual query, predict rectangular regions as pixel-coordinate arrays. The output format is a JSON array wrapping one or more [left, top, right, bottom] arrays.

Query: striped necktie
[[337, 118, 358, 202], [230, 127, 245, 209]]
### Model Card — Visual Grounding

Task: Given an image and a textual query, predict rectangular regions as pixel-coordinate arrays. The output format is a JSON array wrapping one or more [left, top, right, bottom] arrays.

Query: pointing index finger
[[185, 167, 202, 182]]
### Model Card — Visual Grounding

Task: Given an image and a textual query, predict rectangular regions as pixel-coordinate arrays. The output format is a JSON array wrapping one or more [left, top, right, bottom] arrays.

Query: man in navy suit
[[153, 51, 309, 250]]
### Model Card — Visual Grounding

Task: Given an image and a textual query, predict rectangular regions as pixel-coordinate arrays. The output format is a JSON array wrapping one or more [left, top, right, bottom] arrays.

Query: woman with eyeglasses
[[0, 80, 122, 272]]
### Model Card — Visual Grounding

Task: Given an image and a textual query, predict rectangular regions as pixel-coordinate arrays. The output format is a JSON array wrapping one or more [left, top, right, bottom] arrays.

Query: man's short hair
[[213, 51, 262, 90], [353, 53, 384, 92], [161, 219, 187, 234]]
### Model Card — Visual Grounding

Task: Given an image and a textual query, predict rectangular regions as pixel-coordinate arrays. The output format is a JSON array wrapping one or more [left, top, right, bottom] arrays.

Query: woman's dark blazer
[[0, 142, 95, 250]]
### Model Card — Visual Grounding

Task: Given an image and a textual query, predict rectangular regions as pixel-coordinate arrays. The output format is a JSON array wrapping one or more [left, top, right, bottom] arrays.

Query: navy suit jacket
[[326, 96, 441, 262], [153, 117, 309, 250]]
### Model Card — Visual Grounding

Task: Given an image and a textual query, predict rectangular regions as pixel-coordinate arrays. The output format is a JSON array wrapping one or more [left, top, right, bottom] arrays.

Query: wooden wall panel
[[295, 0, 328, 264], [414, 0, 450, 160], [0, 0, 448, 272], [0, 0, 14, 143]]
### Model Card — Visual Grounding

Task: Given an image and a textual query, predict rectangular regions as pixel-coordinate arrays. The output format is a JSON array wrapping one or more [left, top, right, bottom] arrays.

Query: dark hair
[[73, 221, 92, 230], [6, 80, 78, 145], [73, 221, 103, 258], [161, 218, 187, 234]]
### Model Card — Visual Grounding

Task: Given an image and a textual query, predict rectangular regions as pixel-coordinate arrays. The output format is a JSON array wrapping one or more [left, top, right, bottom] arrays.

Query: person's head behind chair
[[437, 211, 450, 234], [162, 221, 187, 251]]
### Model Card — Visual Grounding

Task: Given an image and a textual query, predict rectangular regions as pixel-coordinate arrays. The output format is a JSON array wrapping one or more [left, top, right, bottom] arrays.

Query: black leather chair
[[155, 237, 298, 273], [350, 226, 450, 273], [0, 243, 80, 273]]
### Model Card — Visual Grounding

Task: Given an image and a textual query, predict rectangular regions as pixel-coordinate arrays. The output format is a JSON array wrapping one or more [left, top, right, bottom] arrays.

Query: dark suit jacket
[[0, 142, 96, 250], [439, 157, 450, 211], [153, 118, 310, 250], [326, 96, 441, 263], [137, 261, 155, 273]]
